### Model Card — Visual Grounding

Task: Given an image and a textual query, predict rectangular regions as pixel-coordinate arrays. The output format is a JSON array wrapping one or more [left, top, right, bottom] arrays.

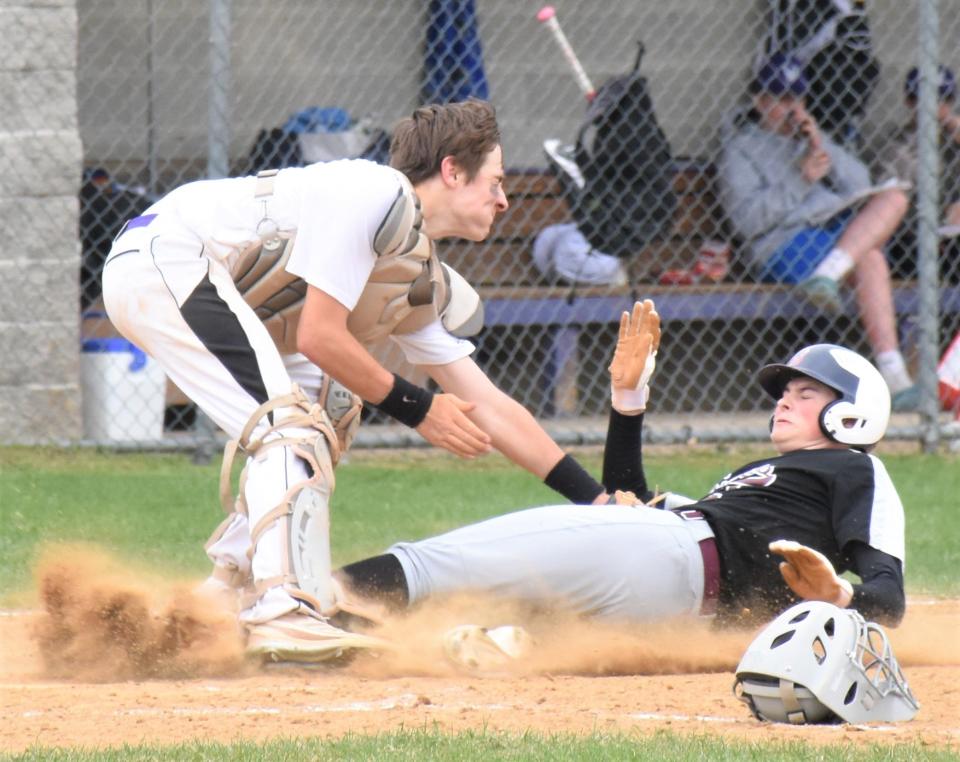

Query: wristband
[[373, 374, 433, 428], [544, 453, 605, 504], [836, 577, 854, 607], [611, 383, 649, 414]]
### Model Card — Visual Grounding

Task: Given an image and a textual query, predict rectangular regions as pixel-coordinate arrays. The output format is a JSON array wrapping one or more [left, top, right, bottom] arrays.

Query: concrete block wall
[[0, 0, 83, 444]]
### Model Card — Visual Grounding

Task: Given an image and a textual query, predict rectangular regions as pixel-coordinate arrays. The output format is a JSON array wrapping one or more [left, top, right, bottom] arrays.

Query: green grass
[[2, 729, 955, 762], [1, 446, 956, 760], [1, 445, 958, 605]]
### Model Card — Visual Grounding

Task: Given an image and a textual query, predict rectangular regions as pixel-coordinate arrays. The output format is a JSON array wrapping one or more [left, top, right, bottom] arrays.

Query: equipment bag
[[571, 42, 676, 258]]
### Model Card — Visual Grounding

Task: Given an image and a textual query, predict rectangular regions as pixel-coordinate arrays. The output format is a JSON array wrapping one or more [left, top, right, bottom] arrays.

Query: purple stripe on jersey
[[126, 214, 157, 230]]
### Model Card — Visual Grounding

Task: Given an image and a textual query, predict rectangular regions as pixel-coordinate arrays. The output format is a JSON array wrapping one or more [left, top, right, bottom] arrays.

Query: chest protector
[[234, 170, 482, 354]]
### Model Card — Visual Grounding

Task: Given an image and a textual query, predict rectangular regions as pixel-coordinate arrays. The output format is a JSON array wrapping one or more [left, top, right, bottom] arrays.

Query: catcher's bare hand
[[416, 393, 492, 459], [769, 539, 853, 607]]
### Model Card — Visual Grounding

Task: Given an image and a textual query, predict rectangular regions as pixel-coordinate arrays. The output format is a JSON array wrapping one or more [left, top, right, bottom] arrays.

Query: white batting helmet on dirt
[[733, 601, 919, 725], [757, 344, 891, 450]]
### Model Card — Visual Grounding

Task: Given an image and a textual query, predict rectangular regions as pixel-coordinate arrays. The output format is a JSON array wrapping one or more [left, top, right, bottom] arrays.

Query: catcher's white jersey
[[152, 159, 391, 311], [103, 159, 472, 439]]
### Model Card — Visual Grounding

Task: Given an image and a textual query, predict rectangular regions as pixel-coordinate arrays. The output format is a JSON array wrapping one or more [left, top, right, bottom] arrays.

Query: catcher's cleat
[[194, 573, 242, 614], [246, 610, 389, 665], [442, 624, 533, 672]]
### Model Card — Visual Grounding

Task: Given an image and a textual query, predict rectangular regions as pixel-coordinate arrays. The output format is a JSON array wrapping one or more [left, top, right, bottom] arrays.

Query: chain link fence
[[11, 0, 960, 450]]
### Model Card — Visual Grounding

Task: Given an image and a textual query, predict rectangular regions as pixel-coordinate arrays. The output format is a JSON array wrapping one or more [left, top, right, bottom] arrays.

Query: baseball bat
[[536, 5, 596, 101]]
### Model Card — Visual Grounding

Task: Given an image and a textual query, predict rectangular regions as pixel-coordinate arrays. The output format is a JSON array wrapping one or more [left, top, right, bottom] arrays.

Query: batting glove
[[605, 489, 642, 506], [609, 299, 661, 414], [769, 539, 854, 608]]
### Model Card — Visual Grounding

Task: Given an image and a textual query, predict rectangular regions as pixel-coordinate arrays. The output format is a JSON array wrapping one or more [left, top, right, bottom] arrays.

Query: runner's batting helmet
[[734, 601, 919, 724], [757, 344, 890, 449]]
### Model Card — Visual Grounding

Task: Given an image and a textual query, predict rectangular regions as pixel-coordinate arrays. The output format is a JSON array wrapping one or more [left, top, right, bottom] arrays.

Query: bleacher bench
[[436, 166, 960, 412]]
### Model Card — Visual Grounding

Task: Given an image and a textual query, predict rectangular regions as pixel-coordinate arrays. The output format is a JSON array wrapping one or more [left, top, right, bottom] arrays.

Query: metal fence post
[[916, 0, 941, 452], [208, 0, 232, 180]]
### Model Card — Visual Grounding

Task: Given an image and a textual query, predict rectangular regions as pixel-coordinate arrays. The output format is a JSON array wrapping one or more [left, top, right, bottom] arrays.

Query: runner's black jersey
[[693, 448, 905, 622]]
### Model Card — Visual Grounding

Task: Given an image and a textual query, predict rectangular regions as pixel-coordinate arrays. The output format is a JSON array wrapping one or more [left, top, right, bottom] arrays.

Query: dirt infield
[[1, 552, 957, 754]]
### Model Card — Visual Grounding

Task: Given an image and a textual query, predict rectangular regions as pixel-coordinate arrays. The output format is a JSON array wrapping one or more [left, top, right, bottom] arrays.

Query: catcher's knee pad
[[203, 508, 253, 589], [317, 374, 362, 454], [221, 384, 344, 612]]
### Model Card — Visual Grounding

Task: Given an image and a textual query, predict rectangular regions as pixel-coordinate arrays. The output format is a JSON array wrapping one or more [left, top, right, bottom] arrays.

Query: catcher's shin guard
[[285, 467, 334, 610], [220, 384, 346, 613]]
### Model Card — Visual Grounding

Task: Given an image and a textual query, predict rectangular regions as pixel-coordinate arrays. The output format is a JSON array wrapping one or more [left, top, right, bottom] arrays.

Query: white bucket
[[81, 338, 166, 442]]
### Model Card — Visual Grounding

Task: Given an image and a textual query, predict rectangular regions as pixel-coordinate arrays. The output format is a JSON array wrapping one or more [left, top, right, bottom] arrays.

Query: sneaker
[[891, 385, 920, 412], [442, 624, 533, 672], [245, 610, 388, 665], [543, 139, 585, 190], [798, 275, 843, 313]]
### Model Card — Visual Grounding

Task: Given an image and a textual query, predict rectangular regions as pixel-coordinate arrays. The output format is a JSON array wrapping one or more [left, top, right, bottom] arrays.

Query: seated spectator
[[877, 65, 960, 284], [719, 54, 916, 410]]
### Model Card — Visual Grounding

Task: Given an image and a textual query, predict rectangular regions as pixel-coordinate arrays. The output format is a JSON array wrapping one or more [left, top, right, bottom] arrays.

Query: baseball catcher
[[338, 300, 907, 629], [101, 100, 612, 665]]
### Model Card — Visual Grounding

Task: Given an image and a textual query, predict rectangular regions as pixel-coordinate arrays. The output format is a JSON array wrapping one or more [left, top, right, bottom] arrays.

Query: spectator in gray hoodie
[[719, 54, 917, 410]]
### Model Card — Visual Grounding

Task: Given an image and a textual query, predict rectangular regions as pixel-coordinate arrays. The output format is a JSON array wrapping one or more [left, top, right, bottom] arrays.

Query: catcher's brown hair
[[389, 99, 501, 185]]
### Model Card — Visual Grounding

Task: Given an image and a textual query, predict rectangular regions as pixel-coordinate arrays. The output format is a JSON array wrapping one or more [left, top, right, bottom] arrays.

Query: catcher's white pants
[[388, 504, 710, 622], [103, 222, 322, 623]]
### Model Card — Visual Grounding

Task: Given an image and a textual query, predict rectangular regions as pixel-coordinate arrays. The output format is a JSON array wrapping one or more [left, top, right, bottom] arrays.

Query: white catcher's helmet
[[757, 344, 891, 450], [734, 602, 919, 724]]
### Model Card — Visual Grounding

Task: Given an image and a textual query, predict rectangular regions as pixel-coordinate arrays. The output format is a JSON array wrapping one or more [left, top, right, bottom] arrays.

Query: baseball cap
[[750, 53, 808, 97], [904, 65, 957, 101]]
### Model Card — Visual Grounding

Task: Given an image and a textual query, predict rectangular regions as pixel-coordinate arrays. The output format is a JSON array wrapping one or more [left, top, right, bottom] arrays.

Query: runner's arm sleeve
[[601, 408, 653, 501], [846, 541, 905, 626]]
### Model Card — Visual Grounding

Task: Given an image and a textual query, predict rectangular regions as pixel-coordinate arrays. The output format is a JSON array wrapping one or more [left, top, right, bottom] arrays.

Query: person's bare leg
[[849, 248, 915, 401], [804, 189, 908, 311], [836, 189, 908, 260], [850, 248, 900, 355]]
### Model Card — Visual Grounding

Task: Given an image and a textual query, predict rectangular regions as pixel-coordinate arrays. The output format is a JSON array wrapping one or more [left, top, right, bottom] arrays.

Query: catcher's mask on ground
[[757, 344, 891, 450], [733, 601, 919, 725]]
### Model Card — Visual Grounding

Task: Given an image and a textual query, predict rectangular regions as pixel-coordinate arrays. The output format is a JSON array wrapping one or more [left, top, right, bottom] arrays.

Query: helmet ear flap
[[818, 400, 841, 443]]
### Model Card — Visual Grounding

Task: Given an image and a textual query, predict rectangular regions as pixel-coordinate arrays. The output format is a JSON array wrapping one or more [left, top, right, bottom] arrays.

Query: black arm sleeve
[[601, 409, 654, 502], [847, 541, 906, 626]]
